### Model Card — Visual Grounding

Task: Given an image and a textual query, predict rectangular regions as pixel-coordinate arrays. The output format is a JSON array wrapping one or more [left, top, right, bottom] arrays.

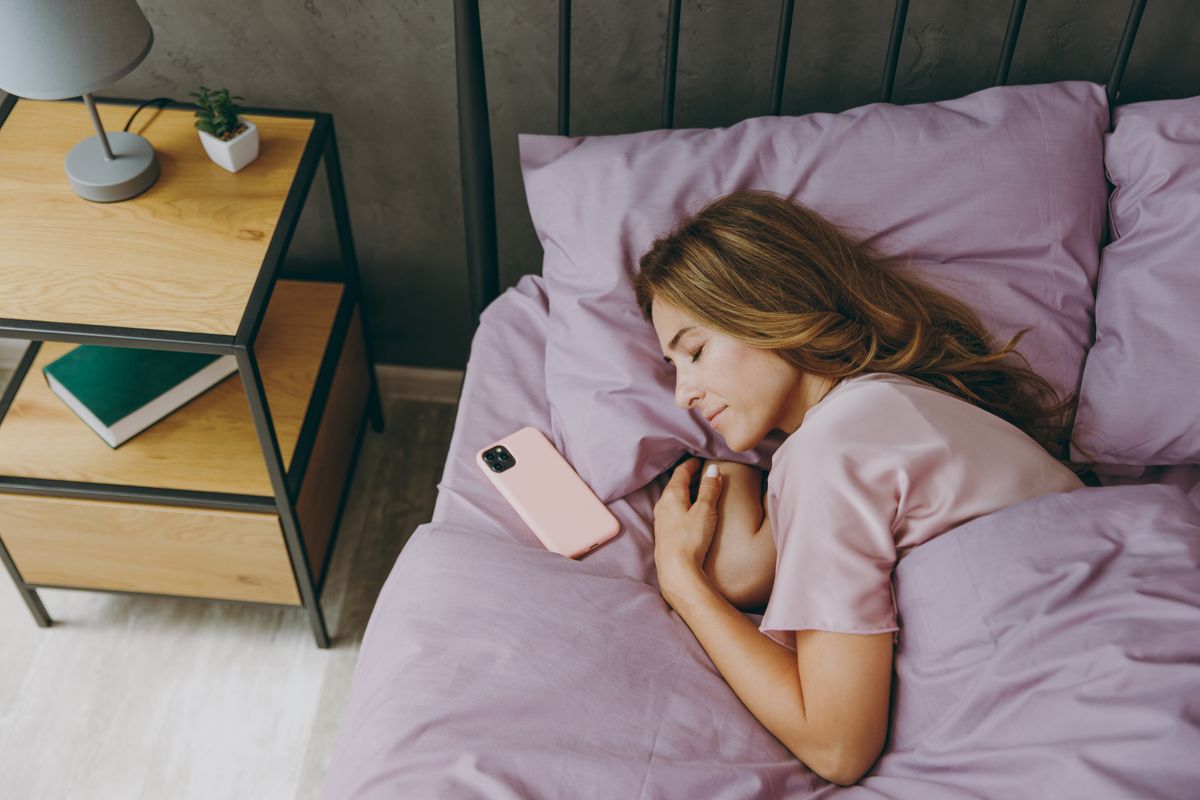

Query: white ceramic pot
[[198, 116, 259, 173]]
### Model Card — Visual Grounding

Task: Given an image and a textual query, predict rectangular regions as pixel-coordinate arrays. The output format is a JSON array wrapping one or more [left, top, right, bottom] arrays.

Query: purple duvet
[[324, 278, 1200, 798]]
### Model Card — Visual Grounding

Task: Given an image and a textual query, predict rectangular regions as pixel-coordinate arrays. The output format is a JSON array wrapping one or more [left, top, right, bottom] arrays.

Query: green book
[[42, 346, 238, 448]]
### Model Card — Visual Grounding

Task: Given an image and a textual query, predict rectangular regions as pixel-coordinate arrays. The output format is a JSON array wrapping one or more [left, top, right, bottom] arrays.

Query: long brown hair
[[632, 189, 1098, 481]]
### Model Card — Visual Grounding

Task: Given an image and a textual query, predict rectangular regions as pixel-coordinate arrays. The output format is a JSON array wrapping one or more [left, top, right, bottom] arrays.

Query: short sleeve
[[758, 387, 955, 650], [760, 436, 902, 650]]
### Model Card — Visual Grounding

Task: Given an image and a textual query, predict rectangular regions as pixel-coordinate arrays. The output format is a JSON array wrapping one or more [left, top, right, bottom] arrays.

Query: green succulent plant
[[190, 86, 247, 140]]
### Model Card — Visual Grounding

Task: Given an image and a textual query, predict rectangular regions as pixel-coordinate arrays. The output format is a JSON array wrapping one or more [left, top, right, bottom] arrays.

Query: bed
[[323, 2, 1200, 797]]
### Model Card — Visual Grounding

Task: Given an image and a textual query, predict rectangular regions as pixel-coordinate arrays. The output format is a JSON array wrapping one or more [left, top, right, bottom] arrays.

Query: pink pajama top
[[759, 372, 1085, 651]]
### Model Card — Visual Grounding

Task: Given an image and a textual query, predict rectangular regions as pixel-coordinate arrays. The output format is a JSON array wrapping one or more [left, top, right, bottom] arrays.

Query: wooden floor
[[0, 366, 460, 799]]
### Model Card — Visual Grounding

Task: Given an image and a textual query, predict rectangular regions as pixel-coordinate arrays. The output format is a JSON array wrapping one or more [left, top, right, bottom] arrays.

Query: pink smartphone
[[476, 426, 620, 558]]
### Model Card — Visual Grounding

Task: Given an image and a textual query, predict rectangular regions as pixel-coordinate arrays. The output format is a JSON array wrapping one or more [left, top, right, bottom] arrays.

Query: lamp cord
[[123, 97, 179, 132]]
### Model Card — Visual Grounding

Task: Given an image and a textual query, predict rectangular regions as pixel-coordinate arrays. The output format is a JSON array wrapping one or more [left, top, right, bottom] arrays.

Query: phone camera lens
[[491, 462, 503, 472], [483, 452, 495, 462], [498, 451, 510, 461]]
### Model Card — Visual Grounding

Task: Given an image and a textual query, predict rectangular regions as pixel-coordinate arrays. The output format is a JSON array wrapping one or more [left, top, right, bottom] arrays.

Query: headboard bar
[[453, 0, 499, 333], [558, 0, 571, 136], [994, 0, 1028, 87], [457, 0, 1154, 329], [770, 0, 796, 116], [1107, 0, 1148, 106], [881, 0, 911, 102], [661, 0, 683, 130]]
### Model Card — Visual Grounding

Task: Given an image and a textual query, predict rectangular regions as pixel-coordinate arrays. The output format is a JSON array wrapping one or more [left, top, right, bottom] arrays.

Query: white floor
[[0, 367, 460, 799], [0, 584, 353, 798]]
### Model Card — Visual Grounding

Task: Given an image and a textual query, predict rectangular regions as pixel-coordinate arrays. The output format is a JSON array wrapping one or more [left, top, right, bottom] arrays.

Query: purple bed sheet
[[323, 276, 1200, 799]]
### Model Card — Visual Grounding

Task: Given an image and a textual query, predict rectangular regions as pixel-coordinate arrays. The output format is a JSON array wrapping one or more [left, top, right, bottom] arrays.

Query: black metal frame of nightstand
[[0, 94, 386, 648]]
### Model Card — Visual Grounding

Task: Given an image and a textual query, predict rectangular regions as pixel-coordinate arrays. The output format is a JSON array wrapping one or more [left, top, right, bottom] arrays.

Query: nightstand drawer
[[0, 494, 301, 605]]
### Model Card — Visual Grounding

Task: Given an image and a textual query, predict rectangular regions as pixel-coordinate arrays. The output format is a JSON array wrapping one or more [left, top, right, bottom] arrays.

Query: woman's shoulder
[[775, 370, 1056, 472], [801, 372, 941, 429], [771, 373, 961, 468]]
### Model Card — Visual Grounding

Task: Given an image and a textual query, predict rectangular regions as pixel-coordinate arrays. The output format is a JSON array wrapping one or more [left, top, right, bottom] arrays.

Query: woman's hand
[[653, 457, 723, 600]]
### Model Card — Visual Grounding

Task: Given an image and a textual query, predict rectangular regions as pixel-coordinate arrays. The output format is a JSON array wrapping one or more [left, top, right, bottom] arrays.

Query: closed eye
[[662, 342, 704, 367], [667, 340, 700, 367]]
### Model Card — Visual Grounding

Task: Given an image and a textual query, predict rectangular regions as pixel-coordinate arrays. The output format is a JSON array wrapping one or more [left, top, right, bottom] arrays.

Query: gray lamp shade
[[0, 0, 154, 100]]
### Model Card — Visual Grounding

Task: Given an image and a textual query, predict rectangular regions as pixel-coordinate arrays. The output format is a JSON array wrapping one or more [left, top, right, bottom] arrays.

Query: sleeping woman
[[633, 189, 1095, 786]]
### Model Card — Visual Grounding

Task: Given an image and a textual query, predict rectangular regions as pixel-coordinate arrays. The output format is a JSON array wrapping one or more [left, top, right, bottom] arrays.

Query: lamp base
[[65, 132, 160, 203]]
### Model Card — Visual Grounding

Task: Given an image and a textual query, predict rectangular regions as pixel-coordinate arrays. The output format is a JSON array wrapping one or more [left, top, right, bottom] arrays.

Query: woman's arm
[[659, 565, 893, 785], [651, 459, 892, 785], [697, 460, 774, 611]]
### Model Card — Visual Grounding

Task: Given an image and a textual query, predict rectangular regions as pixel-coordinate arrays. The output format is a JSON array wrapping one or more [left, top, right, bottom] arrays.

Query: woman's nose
[[675, 378, 702, 410]]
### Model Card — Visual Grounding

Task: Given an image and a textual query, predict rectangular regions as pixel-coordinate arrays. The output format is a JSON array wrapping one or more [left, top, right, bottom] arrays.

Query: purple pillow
[[1072, 95, 1200, 465], [520, 81, 1109, 503]]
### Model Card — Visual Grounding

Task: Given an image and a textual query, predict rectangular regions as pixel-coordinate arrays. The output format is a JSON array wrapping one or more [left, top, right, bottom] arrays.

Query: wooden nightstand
[[0, 94, 384, 648]]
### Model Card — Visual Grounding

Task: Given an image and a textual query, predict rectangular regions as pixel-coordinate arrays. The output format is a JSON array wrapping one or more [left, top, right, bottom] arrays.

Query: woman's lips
[[708, 406, 727, 426]]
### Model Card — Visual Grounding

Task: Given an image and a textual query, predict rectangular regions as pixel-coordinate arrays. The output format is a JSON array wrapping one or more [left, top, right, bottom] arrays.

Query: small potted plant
[[190, 86, 259, 173]]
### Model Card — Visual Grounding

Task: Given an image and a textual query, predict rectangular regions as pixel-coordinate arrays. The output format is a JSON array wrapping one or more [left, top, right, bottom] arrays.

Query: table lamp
[[0, 0, 160, 202]]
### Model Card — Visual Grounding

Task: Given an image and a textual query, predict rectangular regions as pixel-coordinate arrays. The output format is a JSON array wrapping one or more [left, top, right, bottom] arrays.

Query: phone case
[[476, 426, 620, 558]]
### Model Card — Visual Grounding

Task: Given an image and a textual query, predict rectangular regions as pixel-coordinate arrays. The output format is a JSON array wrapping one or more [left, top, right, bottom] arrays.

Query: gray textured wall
[[3, 0, 1197, 369]]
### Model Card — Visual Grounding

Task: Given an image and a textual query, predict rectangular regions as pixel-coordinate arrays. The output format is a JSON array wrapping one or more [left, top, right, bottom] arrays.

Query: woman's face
[[651, 298, 833, 451]]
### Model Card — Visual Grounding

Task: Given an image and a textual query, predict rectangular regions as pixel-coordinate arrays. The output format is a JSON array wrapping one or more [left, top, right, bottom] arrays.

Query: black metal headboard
[[453, 0, 1149, 334]]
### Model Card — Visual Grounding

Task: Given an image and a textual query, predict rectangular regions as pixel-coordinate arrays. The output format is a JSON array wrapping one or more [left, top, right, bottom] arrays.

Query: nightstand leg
[[323, 118, 385, 433], [0, 340, 52, 628], [20, 587, 51, 628], [236, 345, 331, 649], [0, 539, 51, 627]]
